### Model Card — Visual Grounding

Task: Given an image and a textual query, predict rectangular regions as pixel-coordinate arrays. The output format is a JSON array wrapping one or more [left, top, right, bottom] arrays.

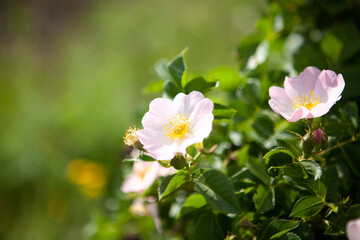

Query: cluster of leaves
[[89, 0, 360, 239]]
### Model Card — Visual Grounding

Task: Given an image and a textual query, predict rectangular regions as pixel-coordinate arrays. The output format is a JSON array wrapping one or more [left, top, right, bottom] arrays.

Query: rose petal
[[314, 70, 345, 104], [173, 91, 205, 116], [190, 113, 214, 138], [141, 112, 166, 133], [137, 129, 171, 150], [346, 218, 360, 240], [288, 108, 305, 122], [308, 102, 334, 118], [189, 98, 214, 123], [269, 86, 294, 116], [284, 66, 321, 99]]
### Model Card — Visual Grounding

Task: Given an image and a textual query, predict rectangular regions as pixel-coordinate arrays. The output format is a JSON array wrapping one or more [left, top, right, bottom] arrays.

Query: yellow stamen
[[163, 114, 190, 139], [124, 126, 139, 146], [291, 90, 320, 111], [138, 166, 151, 180]]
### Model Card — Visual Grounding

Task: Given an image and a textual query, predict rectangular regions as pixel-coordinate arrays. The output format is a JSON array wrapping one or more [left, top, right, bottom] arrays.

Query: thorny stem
[[305, 118, 313, 132], [315, 136, 358, 156]]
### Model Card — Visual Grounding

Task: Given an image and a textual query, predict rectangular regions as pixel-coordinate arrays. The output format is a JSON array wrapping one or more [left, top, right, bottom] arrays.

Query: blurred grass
[[0, 0, 266, 239]]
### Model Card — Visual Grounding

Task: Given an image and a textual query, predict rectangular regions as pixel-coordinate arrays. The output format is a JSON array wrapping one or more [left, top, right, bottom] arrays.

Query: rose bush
[[90, 1, 360, 239]]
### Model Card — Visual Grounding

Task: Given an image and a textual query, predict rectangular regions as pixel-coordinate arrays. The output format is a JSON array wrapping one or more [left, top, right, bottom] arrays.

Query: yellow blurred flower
[[66, 159, 108, 198]]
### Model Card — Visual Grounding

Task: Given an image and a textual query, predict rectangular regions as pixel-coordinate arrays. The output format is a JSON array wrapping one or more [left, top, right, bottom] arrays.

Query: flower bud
[[314, 128, 328, 148], [170, 153, 187, 170], [240, 219, 255, 230], [300, 132, 315, 157]]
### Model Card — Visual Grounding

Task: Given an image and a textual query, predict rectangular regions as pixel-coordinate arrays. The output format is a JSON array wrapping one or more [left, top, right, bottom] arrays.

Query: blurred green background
[[0, 0, 266, 239]]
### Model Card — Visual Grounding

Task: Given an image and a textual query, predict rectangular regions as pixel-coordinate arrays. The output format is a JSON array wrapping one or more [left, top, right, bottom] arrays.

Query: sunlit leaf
[[213, 103, 237, 120], [166, 48, 187, 90], [184, 76, 218, 94], [290, 196, 323, 218], [158, 170, 190, 200], [178, 193, 207, 218], [300, 160, 322, 180]]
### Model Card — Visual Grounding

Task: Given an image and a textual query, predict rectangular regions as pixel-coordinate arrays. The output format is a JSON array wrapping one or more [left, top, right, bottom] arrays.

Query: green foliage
[[253, 184, 274, 213], [194, 169, 240, 214], [187, 210, 224, 240], [158, 170, 190, 200], [178, 193, 207, 217], [290, 196, 324, 219], [257, 219, 300, 240], [184, 77, 218, 94], [213, 103, 237, 120]]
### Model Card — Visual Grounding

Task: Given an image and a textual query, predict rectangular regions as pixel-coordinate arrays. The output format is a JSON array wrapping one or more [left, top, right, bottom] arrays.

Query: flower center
[[138, 167, 151, 180], [124, 126, 139, 146], [292, 90, 320, 111], [164, 114, 190, 139]]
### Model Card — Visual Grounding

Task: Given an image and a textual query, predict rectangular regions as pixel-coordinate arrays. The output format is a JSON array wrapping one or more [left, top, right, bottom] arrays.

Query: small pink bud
[[314, 128, 328, 145]]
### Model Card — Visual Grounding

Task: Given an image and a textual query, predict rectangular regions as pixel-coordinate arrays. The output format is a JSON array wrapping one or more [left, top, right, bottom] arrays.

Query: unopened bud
[[301, 132, 315, 157], [314, 128, 328, 148], [170, 153, 187, 170], [240, 219, 255, 230]]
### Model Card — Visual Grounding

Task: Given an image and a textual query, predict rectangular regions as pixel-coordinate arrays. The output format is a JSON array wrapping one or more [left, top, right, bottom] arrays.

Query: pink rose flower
[[137, 91, 214, 160], [268, 66, 345, 122], [346, 218, 360, 240], [121, 161, 174, 193]]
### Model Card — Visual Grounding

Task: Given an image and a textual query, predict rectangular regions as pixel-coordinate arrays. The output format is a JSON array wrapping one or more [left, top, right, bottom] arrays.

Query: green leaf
[[188, 210, 224, 240], [290, 196, 323, 218], [286, 232, 302, 240], [163, 80, 181, 99], [283, 164, 306, 179], [300, 160, 322, 180], [166, 48, 187, 90], [340, 101, 359, 131], [263, 148, 295, 167], [238, 78, 261, 104], [276, 139, 301, 157], [154, 58, 172, 80], [258, 219, 300, 240], [213, 103, 237, 120], [320, 31, 343, 64], [252, 114, 275, 140], [308, 180, 327, 199], [194, 169, 240, 214], [158, 170, 190, 200], [253, 184, 274, 213], [178, 193, 207, 218], [123, 153, 156, 162], [247, 157, 271, 185], [331, 21, 360, 62], [230, 100, 253, 120], [192, 168, 211, 179], [184, 76, 218, 94]]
